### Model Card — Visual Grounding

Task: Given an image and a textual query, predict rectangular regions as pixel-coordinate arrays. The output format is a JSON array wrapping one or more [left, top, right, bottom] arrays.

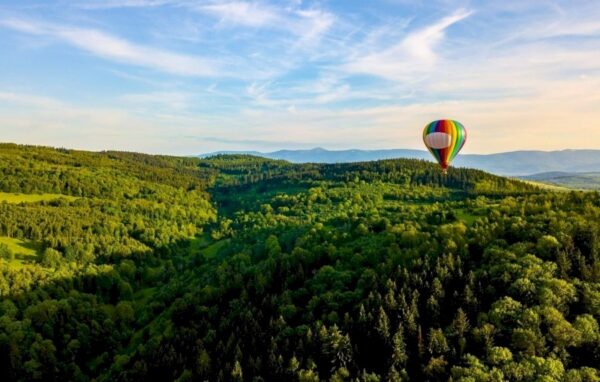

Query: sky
[[1, 0, 599, 155]]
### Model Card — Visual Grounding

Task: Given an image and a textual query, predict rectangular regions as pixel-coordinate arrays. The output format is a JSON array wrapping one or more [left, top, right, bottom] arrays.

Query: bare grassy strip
[[0, 236, 40, 269], [0, 192, 77, 203]]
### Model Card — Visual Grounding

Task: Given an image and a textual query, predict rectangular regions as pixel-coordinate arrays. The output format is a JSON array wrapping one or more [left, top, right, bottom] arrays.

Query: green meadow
[[0, 236, 40, 268], [0, 192, 77, 204]]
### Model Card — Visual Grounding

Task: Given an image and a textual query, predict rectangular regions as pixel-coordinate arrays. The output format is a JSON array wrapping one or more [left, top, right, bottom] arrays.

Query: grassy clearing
[[0, 192, 77, 203], [517, 180, 571, 192], [454, 209, 478, 226], [0, 236, 40, 268], [520, 172, 600, 190], [204, 239, 229, 259]]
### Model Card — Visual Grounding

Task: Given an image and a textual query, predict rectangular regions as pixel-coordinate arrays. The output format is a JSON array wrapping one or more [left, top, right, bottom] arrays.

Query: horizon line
[[3, 141, 600, 157]]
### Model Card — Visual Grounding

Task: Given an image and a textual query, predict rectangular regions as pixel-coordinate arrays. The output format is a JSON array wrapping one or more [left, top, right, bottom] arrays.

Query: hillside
[[0, 143, 217, 292], [0, 144, 598, 381], [200, 148, 600, 176], [521, 172, 600, 190]]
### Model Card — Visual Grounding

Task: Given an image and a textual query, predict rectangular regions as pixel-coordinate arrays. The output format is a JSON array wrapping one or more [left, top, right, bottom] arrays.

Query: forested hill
[[199, 148, 600, 176], [0, 143, 216, 194], [0, 143, 217, 289], [1, 144, 599, 381], [200, 154, 535, 194]]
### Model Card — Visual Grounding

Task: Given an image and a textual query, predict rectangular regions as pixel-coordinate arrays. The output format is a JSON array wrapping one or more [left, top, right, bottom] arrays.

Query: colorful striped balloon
[[422, 119, 467, 173]]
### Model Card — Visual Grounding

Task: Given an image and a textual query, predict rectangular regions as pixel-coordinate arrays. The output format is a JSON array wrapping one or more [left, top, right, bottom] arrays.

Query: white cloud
[[293, 9, 335, 44], [344, 9, 472, 80], [245, 81, 272, 104], [0, 17, 217, 77], [314, 84, 350, 104], [193, 1, 334, 43], [199, 1, 279, 28], [66, 0, 335, 41], [400, 10, 472, 62], [65, 0, 179, 9]]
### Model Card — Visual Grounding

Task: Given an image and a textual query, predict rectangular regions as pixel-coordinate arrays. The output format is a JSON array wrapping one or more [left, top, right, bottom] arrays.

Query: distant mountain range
[[199, 148, 600, 176], [520, 172, 600, 190]]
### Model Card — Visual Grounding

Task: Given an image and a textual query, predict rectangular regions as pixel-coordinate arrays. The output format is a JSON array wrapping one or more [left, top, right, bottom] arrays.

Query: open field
[[0, 192, 77, 203], [520, 172, 600, 190], [0, 236, 40, 268], [517, 179, 572, 191]]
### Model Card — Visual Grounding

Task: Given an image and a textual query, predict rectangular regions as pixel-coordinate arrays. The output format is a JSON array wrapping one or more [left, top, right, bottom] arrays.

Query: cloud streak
[[68, 0, 335, 44], [195, 1, 335, 46], [344, 9, 472, 80], [0, 17, 217, 77], [198, 1, 279, 28]]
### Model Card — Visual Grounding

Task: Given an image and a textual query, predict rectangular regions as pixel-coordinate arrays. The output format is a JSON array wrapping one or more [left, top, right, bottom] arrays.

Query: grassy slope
[[0, 236, 40, 268], [0, 192, 77, 203], [517, 179, 571, 191], [520, 172, 600, 190]]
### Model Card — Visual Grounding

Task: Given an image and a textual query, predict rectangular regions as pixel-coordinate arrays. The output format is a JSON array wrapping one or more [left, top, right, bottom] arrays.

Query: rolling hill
[[0, 143, 598, 381]]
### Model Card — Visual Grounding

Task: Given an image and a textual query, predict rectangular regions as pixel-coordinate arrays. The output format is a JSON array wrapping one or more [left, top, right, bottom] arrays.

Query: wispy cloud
[[344, 9, 472, 80], [401, 10, 472, 63], [68, 0, 335, 44], [198, 1, 279, 28], [291, 8, 335, 45], [0, 17, 217, 77], [193, 1, 334, 44], [64, 0, 178, 9]]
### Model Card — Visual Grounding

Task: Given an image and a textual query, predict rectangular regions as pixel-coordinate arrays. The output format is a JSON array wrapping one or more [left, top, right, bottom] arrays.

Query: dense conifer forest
[[0, 143, 598, 381]]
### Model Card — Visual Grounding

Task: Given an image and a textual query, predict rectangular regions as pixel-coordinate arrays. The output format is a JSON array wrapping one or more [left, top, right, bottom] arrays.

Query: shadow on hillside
[[1, 204, 354, 380], [0, 233, 213, 381]]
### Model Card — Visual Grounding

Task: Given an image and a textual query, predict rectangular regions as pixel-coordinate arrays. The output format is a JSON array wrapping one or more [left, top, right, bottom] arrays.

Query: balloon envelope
[[422, 119, 467, 172]]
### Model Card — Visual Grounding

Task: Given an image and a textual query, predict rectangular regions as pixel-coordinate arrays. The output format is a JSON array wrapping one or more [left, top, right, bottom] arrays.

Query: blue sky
[[1, 0, 599, 154]]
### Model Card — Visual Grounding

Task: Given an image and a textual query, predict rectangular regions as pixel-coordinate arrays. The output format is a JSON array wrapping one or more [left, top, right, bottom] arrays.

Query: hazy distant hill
[[200, 148, 600, 176], [521, 171, 600, 190], [453, 150, 600, 176], [200, 147, 429, 163]]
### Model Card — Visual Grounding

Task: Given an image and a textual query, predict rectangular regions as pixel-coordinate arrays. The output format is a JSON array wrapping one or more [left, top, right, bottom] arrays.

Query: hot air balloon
[[423, 119, 467, 174]]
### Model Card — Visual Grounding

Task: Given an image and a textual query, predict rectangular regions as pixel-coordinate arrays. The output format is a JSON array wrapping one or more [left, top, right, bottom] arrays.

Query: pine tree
[[392, 324, 408, 367], [428, 328, 450, 360], [376, 307, 390, 339], [231, 361, 244, 381]]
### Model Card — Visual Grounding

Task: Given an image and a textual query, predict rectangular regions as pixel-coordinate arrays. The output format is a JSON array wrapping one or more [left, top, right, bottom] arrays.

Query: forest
[[0, 143, 598, 381]]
